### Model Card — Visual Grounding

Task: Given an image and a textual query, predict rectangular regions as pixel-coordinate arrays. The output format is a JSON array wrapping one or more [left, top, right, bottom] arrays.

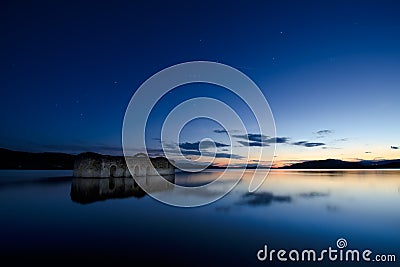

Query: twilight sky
[[1, 0, 400, 167]]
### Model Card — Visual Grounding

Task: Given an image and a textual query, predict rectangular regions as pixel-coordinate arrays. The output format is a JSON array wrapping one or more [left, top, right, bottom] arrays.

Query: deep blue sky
[[1, 0, 400, 165]]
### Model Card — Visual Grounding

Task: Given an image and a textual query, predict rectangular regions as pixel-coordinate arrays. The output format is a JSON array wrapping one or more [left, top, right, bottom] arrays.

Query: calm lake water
[[0, 169, 399, 266]]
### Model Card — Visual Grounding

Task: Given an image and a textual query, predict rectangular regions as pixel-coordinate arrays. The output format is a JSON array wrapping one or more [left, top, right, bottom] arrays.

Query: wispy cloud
[[237, 141, 267, 147], [293, 141, 325, 147], [179, 141, 229, 151], [269, 137, 290, 143], [314, 129, 333, 139], [161, 141, 242, 159], [234, 134, 289, 147], [213, 129, 240, 134], [179, 149, 243, 159], [321, 146, 341, 150], [233, 134, 269, 142], [214, 153, 243, 159], [316, 129, 333, 135]]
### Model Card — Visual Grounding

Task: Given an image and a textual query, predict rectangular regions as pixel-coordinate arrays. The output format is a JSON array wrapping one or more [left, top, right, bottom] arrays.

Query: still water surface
[[0, 169, 399, 266]]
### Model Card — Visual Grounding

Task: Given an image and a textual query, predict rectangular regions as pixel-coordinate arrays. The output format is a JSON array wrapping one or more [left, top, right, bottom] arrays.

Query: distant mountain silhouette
[[280, 158, 400, 169], [1, 148, 400, 170], [0, 148, 75, 170]]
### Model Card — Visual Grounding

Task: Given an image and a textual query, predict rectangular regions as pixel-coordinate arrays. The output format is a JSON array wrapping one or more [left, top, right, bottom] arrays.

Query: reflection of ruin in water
[[70, 175, 175, 204]]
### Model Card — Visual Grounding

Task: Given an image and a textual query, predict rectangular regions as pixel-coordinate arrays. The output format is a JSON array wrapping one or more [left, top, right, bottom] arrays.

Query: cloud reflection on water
[[237, 192, 292, 206]]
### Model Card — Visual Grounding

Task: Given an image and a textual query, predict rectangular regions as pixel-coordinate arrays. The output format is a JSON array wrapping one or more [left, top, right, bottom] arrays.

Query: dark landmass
[[1, 148, 400, 170], [279, 158, 400, 169], [0, 148, 75, 170]]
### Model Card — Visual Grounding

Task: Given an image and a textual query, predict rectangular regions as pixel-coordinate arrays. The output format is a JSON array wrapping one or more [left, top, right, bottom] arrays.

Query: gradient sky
[[1, 0, 400, 166]]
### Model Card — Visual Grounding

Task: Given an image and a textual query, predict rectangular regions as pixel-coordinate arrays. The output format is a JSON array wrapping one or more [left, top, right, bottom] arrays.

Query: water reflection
[[237, 192, 292, 206], [1, 169, 400, 266], [0, 176, 71, 190], [70, 174, 175, 204]]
